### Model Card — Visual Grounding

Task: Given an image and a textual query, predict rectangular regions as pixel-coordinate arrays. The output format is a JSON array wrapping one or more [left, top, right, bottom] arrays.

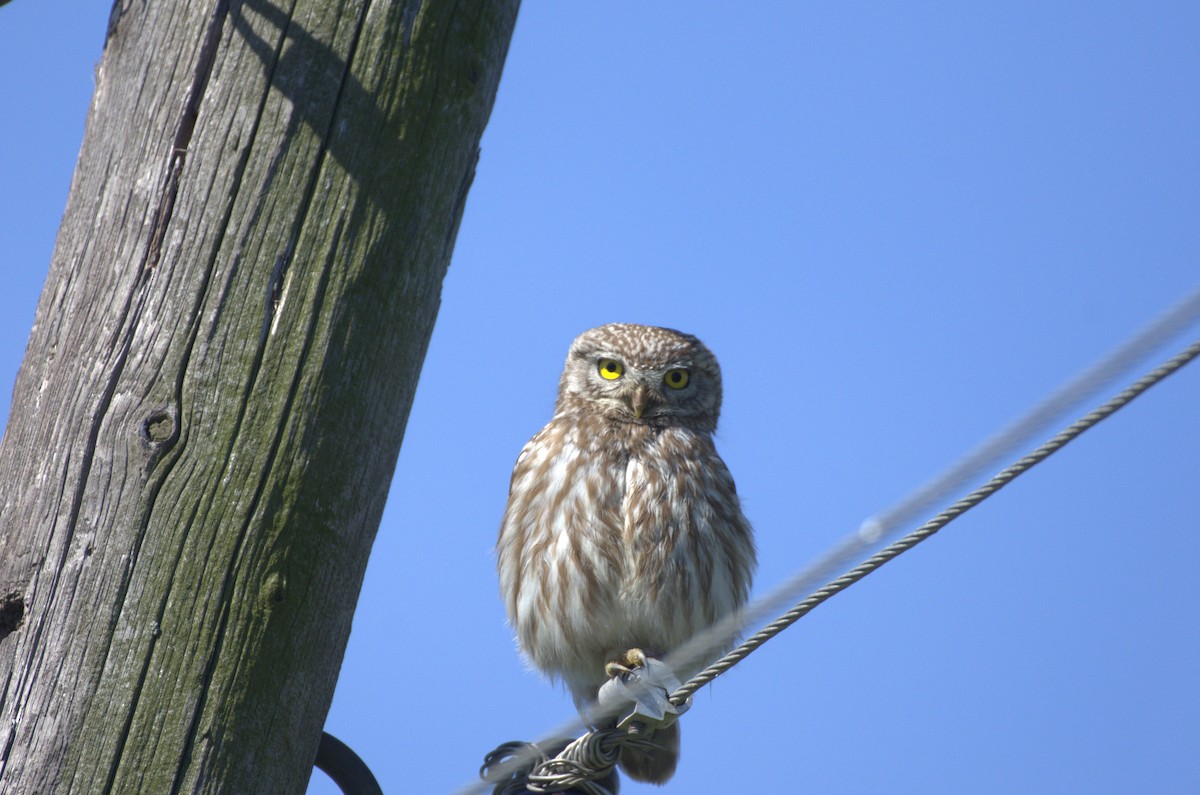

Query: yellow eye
[[597, 358, 625, 380], [664, 368, 690, 389]]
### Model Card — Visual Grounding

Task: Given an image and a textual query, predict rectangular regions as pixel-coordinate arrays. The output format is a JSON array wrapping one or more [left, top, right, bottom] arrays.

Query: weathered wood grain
[[0, 1, 518, 791]]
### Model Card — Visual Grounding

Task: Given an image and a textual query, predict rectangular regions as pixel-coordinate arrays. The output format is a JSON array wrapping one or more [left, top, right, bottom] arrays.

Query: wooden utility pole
[[0, 1, 518, 791]]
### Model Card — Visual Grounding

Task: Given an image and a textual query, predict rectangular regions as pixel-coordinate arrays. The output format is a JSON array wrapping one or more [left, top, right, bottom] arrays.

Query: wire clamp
[[595, 656, 690, 732]]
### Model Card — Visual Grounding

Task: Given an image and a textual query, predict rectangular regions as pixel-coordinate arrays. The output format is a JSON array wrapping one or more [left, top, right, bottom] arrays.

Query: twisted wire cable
[[660, 286, 1200, 690], [671, 335, 1200, 704]]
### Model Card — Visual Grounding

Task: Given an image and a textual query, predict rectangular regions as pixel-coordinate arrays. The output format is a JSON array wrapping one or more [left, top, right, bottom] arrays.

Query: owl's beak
[[629, 385, 654, 419]]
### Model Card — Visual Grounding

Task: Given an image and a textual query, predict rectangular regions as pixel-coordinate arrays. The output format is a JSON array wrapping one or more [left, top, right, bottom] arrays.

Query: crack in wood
[[0, 592, 25, 640], [264, 251, 291, 340], [144, 0, 231, 274]]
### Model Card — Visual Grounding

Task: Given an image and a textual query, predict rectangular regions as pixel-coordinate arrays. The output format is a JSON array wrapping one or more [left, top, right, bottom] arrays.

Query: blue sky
[[3, 2, 1199, 793]]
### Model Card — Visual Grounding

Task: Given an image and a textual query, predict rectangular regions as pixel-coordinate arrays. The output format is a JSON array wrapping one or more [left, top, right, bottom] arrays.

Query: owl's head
[[556, 323, 724, 432]]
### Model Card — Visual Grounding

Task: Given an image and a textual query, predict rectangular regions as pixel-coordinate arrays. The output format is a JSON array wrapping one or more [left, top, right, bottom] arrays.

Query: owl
[[496, 323, 756, 785]]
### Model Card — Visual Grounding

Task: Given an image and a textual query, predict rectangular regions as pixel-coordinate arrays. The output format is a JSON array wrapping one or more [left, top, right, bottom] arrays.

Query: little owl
[[496, 323, 756, 784]]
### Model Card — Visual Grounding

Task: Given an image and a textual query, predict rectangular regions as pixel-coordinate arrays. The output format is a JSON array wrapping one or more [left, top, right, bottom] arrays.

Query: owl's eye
[[663, 368, 690, 389], [597, 358, 625, 380]]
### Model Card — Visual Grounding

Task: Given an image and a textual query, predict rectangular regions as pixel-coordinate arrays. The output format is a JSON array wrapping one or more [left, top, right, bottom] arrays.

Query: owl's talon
[[604, 661, 630, 679], [605, 647, 651, 679]]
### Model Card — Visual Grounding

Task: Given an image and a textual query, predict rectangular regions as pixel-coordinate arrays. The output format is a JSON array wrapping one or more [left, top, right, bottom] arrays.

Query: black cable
[[315, 731, 383, 795]]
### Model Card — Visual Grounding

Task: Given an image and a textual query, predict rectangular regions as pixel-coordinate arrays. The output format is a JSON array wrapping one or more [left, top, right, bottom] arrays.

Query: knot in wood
[[262, 572, 288, 609], [141, 407, 178, 446]]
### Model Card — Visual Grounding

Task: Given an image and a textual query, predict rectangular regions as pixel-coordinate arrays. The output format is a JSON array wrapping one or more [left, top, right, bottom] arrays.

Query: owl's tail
[[618, 721, 680, 785]]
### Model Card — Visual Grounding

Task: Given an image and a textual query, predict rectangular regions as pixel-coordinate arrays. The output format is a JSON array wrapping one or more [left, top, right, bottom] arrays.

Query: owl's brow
[[585, 343, 698, 365]]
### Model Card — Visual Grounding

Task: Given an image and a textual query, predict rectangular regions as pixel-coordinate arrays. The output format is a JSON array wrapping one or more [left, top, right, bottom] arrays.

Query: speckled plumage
[[496, 323, 756, 784]]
